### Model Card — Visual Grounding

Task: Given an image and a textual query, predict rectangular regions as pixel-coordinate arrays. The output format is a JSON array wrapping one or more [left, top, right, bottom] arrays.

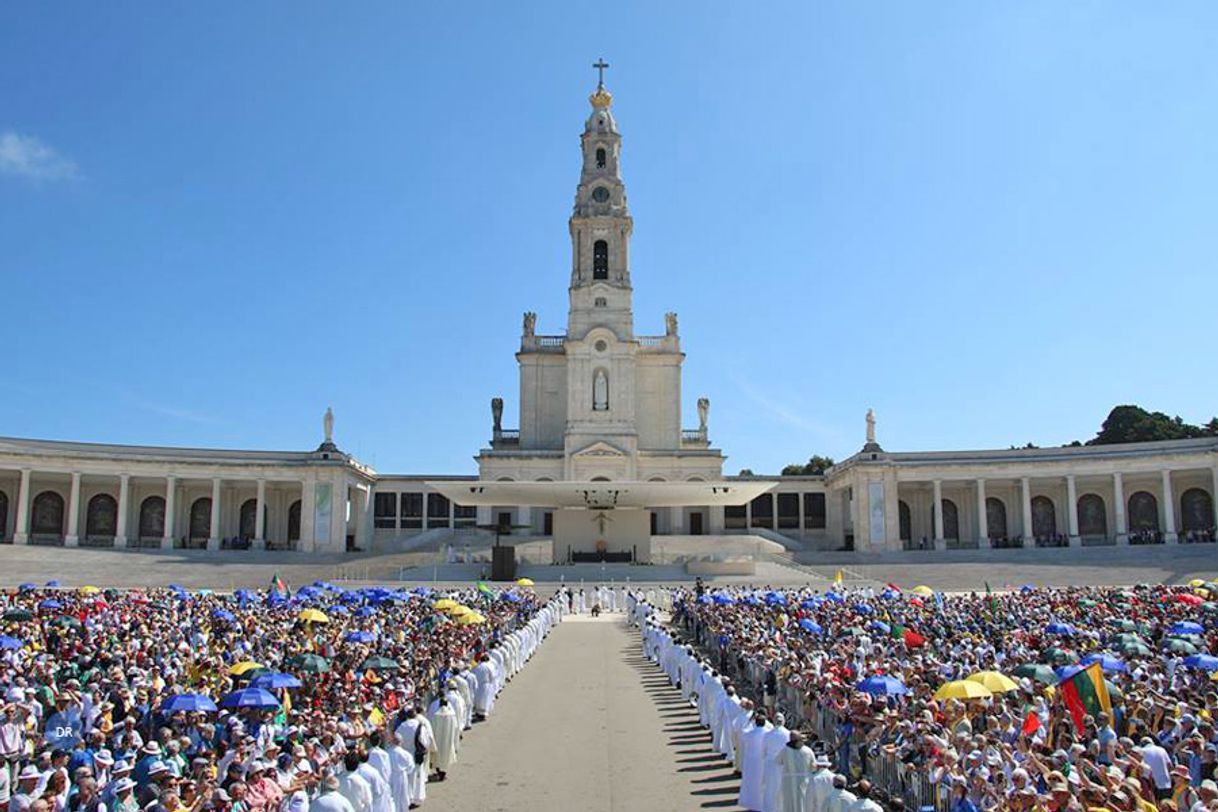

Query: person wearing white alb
[[847, 780, 884, 812], [337, 753, 372, 812], [823, 775, 857, 812], [805, 754, 835, 812], [312, 776, 355, 812]]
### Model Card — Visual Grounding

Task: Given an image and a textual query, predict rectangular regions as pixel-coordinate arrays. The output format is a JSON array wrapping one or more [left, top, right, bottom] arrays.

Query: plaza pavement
[[0, 542, 1214, 592], [423, 613, 742, 812]]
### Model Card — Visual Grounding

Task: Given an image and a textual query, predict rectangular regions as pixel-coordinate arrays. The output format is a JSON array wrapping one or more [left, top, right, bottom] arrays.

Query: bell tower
[[568, 59, 634, 340]]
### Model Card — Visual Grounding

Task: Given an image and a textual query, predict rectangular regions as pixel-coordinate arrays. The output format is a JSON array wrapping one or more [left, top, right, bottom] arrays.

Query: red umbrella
[[1176, 594, 1204, 606]]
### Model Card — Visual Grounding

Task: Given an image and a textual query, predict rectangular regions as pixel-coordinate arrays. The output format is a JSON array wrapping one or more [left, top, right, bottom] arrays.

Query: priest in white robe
[[777, 731, 815, 812], [805, 754, 835, 812], [761, 713, 790, 812], [738, 710, 772, 811], [427, 698, 460, 780]]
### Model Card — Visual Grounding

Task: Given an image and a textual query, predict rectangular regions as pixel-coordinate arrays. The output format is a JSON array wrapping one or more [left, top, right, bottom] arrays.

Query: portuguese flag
[[890, 623, 927, 649], [270, 572, 289, 598], [1059, 661, 1112, 734]]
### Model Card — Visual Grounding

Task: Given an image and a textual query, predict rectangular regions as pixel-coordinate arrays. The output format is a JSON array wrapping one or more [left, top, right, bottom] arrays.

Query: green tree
[[780, 455, 835, 476], [737, 468, 756, 477], [1088, 405, 1217, 445]]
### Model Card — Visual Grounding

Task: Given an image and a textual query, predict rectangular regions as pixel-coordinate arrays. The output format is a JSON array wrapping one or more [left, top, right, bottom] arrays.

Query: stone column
[[253, 479, 267, 550], [299, 477, 316, 553], [475, 505, 492, 528], [362, 486, 376, 551], [162, 476, 177, 549], [668, 506, 682, 535], [115, 474, 130, 547], [13, 468, 32, 544], [1065, 475, 1080, 545], [421, 492, 429, 531], [516, 504, 532, 533], [708, 505, 725, 535], [1162, 469, 1178, 543], [64, 472, 82, 547], [1113, 472, 1127, 544], [797, 493, 806, 537], [745, 499, 753, 529], [330, 478, 349, 552], [975, 479, 990, 548], [1212, 466, 1218, 532], [931, 479, 944, 550], [207, 477, 222, 551], [1020, 477, 1033, 546]]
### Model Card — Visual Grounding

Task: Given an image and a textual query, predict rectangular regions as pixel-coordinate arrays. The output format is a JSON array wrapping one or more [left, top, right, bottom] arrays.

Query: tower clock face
[[591, 186, 610, 203]]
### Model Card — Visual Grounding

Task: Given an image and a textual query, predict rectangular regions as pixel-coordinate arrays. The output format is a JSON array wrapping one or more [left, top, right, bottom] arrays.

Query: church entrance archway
[[1128, 491, 1159, 532], [1031, 496, 1056, 539], [31, 491, 64, 540], [139, 496, 166, 540], [86, 493, 118, 539], [1181, 488, 1214, 533]]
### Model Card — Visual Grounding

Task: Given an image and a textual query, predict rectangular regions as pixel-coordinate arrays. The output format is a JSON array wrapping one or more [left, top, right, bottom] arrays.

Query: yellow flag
[[368, 706, 384, 727], [282, 689, 291, 716], [834, 569, 843, 585]]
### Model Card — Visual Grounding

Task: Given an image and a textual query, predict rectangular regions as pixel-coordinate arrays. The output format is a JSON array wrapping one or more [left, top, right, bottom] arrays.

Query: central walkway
[[425, 614, 742, 811]]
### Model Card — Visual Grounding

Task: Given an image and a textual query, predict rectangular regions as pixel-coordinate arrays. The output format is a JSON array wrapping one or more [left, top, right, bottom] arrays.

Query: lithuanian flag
[[1059, 661, 1111, 734]]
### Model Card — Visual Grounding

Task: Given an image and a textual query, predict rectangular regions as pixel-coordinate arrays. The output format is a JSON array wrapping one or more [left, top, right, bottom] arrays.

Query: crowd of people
[[0, 579, 563, 812], [637, 579, 1218, 812]]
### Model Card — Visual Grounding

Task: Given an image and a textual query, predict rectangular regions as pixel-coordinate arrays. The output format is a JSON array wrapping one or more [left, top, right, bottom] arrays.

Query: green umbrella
[[1078, 599, 1098, 608], [1043, 647, 1076, 664], [1201, 602, 1218, 614], [1116, 641, 1153, 658], [1011, 663, 1057, 685], [1163, 638, 1199, 655], [51, 616, 82, 630], [3, 609, 33, 622], [1110, 633, 1148, 647], [286, 653, 331, 674], [359, 656, 399, 673], [1105, 681, 1124, 705], [842, 627, 866, 637], [1110, 619, 1138, 632]]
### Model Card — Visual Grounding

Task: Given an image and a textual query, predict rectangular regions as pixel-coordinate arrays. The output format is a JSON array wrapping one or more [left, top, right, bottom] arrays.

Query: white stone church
[[0, 77, 1215, 560]]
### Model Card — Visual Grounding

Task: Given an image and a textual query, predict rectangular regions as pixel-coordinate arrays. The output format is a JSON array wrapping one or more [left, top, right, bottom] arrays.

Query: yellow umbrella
[[1189, 579, 1207, 588], [298, 609, 330, 624], [967, 671, 1019, 693], [934, 680, 993, 701], [911, 585, 935, 597], [446, 605, 471, 617], [433, 598, 458, 610], [458, 612, 487, 626], [516, 578, 535, 587], [229, 661, 265, 676], [79, 586, 101, 595]]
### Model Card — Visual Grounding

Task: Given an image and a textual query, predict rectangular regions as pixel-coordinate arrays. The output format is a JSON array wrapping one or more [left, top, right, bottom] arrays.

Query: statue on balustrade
[[491, 397, 503, 433], [665, 311, 678, 336], [697, 397, 709, 433], [522, 311, 537, 338]]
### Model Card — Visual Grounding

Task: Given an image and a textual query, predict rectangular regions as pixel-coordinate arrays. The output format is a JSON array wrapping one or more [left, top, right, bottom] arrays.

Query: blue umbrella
[[880, 589, 900, 600], [161, 693, 218, 713], [344, 631, 376, 643], [825, 591, 845, 603], [412, 587, 433, 596], [856, 675, 909, 696], [355, 606, 377, 618], [1055, 664, 1084, 681], [855, 603, 875, 615], [250, 673, 303, 690], [211, 609, 236, 622], [328, 605, 351, 615], [38, 599, 62, 611], [797, 619, 823, 634], [800, 597, 823, 610], [1170, 622, 1204, 636], [870, 620, 891, 635], [765, 592, 787, 606], [742, 595, 762, 606], [168, 584, 184, 591], [0, 635, 23, 650], [711, 594, 735, 605], [18, 583, 36, 592], [1080, 653, 1127, 673], [219, 688, 280, 709], [697, 595, 713, 605], [503, 592, 522, 603], [45, 580, 60, 587], [1045, 622, 1074, 635], [1181, 654, 1218, 672], [1020, 584, 1037, 594]]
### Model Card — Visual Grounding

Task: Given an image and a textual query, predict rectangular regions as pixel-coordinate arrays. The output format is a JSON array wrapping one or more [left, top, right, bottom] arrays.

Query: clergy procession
[[0, 579, 562, 812], [636, 580, 1218, 812]]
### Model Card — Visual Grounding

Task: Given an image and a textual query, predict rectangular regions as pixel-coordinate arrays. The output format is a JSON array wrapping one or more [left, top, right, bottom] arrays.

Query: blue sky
[[2, 2, 1216, 475]]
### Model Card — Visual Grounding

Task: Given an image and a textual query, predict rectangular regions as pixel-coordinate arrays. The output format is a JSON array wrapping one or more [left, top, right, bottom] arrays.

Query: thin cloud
[[731, 374, 847, 445], [0, 131, 78, 181], [133, 400, 222, 427]]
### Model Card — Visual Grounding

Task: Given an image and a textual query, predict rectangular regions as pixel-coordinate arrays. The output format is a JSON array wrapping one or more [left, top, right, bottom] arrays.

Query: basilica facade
[[0, 79, 1215, 558]]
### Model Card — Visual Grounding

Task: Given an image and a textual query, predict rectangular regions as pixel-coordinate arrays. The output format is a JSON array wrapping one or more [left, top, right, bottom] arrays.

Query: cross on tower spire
[[593, 58, 609, 88]]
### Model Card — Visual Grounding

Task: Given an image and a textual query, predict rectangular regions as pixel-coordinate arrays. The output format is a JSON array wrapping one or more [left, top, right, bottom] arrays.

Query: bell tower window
[[595, 147, 606, 169], [593, 240, 608, 279]]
